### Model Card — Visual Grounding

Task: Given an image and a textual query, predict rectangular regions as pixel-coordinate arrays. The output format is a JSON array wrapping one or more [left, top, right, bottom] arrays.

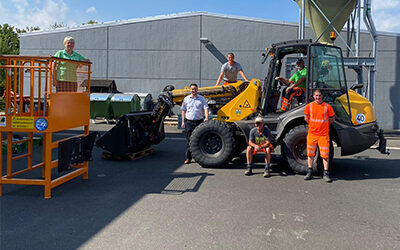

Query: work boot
[[263, 167, 271, 178], [304, 169, 313, 180], [323, 171, 332, 183], [244, 166, 253, 176]]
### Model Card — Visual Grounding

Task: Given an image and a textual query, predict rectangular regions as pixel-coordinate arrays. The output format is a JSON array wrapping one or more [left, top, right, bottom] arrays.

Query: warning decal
[[243, 100, 251, 108], [11, 116, 34, 129]]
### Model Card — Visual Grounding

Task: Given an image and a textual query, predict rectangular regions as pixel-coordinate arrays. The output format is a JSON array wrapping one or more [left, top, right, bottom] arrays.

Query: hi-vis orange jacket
[[304, 102, 335, 136]]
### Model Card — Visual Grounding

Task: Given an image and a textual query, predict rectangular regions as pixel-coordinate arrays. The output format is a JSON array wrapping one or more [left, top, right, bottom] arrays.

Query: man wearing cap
[[216, 53, 249, 85], [245, 116, 273, 177], [275, 58, 307, 112]]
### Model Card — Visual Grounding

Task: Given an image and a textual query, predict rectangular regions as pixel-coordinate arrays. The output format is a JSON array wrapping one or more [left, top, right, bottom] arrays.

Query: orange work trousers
[[307, 134, 330, 158], [251, 144, 274, 155], [281, 87, 304, 111]]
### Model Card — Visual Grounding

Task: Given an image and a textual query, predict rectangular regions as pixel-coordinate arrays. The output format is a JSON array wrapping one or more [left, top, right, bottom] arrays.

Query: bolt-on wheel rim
[[293, 138, 307, 162], [200, 132, 223, 155]]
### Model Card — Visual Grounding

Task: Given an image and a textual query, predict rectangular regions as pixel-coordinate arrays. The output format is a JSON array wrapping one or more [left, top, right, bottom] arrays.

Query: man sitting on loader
[[275, 58, 307, 112]]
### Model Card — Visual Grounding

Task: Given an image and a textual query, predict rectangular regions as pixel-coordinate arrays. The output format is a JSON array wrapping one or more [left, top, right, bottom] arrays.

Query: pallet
[[102, 147, 154, 161]]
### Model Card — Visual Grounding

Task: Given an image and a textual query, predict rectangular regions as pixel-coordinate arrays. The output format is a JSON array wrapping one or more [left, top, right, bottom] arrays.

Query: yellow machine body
[[337, 89, 376, 125], [172, 79, 261, 122], [172, 80, 246, 105], [217, 79, 261, 122]]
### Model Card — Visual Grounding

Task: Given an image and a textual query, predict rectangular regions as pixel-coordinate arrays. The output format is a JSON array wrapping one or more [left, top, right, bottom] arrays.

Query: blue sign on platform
[[35, 118, 48, 131]]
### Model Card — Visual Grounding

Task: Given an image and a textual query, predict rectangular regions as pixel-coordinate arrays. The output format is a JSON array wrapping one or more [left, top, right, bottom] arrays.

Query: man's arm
[[260, 140, 271, 148], [216, 72, 224, 86], [239, 70, 249, 82], [304, 114, 310, 123], [181, 110, 186, 128], [329, 116, 335, 124], [204, 108, 209, 122], [285, 77, 305, 94], [248, 140, 262, 151], [275, 76, 291, 86], [51, 61, 58, 87]]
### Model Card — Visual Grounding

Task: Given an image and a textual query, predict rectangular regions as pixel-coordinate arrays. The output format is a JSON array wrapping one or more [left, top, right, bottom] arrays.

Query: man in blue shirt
[[181, 84, 209, 164]]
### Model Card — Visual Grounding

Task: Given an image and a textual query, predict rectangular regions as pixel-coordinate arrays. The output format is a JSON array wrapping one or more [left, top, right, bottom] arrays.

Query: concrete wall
[[19, 13, 400, 129]]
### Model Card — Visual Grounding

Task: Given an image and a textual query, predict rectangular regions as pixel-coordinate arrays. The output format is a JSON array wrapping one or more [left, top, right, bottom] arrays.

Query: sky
[[0, 0, 400, 34]]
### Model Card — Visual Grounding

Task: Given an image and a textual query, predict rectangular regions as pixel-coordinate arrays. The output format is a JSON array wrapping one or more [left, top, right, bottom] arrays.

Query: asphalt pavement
[[1, 123, 399, 249]]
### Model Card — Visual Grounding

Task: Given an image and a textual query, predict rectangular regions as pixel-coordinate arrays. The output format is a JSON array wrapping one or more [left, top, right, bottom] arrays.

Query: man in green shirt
[[275, 58, 307, 112], [53, 36, 89, 92]]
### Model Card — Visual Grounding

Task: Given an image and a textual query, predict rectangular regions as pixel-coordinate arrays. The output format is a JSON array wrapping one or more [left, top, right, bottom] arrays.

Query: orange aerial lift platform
[[0, 55, 96, 199]]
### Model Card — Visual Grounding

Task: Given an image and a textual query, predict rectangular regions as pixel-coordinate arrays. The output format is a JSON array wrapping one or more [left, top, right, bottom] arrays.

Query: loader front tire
[[190, 120, 235, 168], [281, 125, 334, 174]]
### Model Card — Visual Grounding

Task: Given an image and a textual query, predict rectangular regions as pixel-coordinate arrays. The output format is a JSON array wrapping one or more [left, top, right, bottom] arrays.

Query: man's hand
[[286, 85, 293, 94], [261, 141, 270, 148], [254, 145, 262, 151]]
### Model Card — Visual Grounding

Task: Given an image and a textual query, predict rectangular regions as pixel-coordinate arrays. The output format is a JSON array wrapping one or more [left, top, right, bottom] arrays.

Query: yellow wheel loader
[[97, 40, 389, 173]]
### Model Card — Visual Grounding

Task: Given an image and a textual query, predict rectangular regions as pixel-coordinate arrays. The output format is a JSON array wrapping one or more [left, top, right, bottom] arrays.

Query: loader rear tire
[[190, 120, 235, 168]]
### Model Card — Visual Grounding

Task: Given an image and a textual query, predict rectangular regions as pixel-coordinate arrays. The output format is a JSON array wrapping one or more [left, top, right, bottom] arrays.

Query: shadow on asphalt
[[1, 131, 213, 250], [331, 156, 400, 181]]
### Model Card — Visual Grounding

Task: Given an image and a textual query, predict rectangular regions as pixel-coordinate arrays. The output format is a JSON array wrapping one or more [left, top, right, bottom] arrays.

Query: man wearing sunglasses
[[245, 116, 273, 177]]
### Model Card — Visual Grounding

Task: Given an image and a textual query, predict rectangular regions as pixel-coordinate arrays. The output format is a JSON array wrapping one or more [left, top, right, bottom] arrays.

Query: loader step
[[102, 147, 154, 161]]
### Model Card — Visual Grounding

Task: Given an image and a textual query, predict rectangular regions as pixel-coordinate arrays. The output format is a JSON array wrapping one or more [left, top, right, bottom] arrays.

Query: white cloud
[[86, 6, 96, 14], [372, 0, 400, 33], [373, 10, 400, 33], [0, 0, 69, 29], [373, 0, 400, 11]]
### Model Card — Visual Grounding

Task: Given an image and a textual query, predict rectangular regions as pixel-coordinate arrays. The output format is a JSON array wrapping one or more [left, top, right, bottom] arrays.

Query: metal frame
[[0, 56, 92, 199]]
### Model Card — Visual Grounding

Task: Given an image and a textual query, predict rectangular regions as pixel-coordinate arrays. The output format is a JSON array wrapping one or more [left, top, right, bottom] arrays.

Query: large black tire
[[281, 125, 334, 174], [190, 120, 235, 168]]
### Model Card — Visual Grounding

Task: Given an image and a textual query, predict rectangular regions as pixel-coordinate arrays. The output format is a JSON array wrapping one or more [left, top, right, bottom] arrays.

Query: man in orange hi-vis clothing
[[304, 89, 335, 182]]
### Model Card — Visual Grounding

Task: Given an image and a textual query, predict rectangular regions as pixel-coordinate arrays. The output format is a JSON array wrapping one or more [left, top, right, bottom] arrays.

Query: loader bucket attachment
[[96, 92, 173, 156]]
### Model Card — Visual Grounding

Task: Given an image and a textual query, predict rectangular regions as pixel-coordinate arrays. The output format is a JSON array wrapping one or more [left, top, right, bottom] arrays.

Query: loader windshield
[[310, 46, 345, 89], [309, 45, 352, 124]]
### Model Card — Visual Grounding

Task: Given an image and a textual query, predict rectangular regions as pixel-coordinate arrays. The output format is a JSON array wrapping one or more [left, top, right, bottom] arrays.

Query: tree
[[82, 20, 98, 25], [0, 24, 40, 111], [0, 24, 20, 55], [50, 22, 66, 29]]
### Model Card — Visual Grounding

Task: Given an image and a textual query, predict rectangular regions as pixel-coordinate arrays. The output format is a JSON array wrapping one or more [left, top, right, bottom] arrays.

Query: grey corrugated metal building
[[19, 12, 400, 130]]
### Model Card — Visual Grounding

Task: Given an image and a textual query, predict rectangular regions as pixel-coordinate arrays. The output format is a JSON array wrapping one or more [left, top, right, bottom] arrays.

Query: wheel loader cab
[[261, 41, 309, 115], [262, 41, 354, 125]]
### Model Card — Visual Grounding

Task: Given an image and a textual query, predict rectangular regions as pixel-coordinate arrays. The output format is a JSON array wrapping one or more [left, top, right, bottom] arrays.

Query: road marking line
[[165, 137, 186, 141]]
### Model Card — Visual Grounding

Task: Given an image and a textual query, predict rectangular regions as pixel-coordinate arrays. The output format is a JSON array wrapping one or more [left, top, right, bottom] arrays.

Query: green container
[[90, 93, 114, 119], [110, 93, 141, 119], [2, 136, 43, 154]]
